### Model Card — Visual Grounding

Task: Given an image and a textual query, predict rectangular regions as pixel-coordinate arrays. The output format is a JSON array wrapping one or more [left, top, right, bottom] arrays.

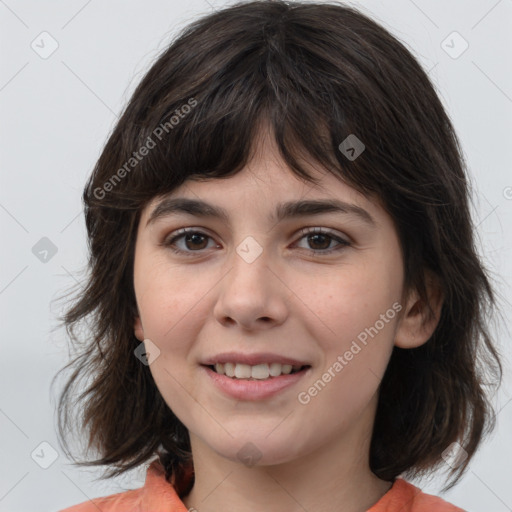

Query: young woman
[[55, 1, 502, 510]]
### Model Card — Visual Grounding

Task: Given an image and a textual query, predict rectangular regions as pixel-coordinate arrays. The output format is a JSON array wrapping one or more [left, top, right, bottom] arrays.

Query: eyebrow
[[146, 197, 377, 228]]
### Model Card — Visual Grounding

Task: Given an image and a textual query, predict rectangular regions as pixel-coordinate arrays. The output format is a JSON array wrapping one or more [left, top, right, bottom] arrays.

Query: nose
[[213, 242, 289, 331]]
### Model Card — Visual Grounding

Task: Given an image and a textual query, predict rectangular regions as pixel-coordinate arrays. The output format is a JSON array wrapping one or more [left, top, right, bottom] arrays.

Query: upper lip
[[201, 352, 310, 367]]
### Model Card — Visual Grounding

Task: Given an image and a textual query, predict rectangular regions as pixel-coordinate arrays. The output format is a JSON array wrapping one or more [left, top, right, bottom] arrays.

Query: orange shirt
[[59, 458, 466, 511]]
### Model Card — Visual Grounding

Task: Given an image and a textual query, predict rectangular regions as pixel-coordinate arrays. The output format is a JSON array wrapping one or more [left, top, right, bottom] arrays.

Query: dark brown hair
[[52, 0, 503, 492]]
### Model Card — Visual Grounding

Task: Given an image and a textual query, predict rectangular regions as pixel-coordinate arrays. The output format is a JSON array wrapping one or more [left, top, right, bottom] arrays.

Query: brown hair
[[52, 0, 503, 491]]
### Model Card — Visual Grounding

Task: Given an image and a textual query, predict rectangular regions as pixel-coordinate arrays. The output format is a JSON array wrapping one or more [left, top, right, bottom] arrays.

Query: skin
[[133, 126, 443, 512]]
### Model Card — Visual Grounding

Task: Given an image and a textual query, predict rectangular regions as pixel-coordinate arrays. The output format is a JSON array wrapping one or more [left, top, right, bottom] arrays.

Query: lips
[[201, 352, 311, 380], [209, 362, 307, 379], [201, 351, 309, 367], [200, 351, 312, 399], [201, 363, 311, 400]]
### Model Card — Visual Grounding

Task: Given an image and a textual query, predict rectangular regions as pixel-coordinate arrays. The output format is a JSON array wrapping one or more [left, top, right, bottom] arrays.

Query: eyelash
[[161, 227, 351, 257]]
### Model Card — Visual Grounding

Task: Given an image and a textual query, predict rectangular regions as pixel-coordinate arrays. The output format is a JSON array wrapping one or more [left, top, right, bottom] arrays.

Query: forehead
[[139, 127, 385, 228], [140, 178, 385, 242]]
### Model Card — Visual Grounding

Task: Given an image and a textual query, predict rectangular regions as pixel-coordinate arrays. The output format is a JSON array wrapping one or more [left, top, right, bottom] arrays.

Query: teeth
[[224, 362, 235, 377], [234, 364, 251, 379], [251, 364, 270, 379], [269, 362, 282, 377], [211, 362, 303, 379], [282, 364, 292, 375]]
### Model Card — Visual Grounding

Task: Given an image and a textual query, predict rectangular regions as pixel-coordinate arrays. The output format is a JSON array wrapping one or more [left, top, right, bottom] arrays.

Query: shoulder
[[58, 458, 189, 512], [369, 478, 466, 512], [58, 487, 142, 512]]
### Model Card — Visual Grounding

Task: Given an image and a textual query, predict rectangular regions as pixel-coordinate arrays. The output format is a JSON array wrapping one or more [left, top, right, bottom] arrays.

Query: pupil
[[186, 233, 207, 250], [309, 234, 330, 250]]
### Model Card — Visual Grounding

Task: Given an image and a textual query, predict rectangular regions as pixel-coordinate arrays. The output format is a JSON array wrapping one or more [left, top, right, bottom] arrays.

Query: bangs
[[88, 6, 397, 211], [115, 57, 357, 204]]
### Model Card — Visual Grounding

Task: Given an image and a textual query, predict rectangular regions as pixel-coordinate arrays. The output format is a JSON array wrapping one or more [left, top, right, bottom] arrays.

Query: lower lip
[[201, 365, 311, 400]]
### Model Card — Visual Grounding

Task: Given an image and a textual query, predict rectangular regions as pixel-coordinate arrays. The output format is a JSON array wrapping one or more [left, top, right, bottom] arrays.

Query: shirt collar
[[141, 457, 194, 510]]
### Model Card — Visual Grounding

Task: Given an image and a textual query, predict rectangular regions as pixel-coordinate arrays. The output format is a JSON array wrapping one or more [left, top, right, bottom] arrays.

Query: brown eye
[[306, 233, 332, 251], [295, 228, 351, 254], [181, 232, 209, 250], [163, 228, 217, 256], [161, 226, 350, 257]]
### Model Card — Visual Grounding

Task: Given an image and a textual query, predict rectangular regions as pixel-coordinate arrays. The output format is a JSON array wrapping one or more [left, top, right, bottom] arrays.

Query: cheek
[[293, 261, 402, 348], [134, 256, 214, 343], [295, 303, 399, 434], [133, 258, 216, 403], [296, 260, 401, 415]]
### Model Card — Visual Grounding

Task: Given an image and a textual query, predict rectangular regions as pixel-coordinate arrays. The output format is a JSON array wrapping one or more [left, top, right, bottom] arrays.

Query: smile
[[201, 363, 312, 400], [209, 362, 308, 380]]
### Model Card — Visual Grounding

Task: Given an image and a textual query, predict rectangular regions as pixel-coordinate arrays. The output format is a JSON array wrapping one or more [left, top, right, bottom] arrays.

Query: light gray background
[[0, 1, 511, 511]]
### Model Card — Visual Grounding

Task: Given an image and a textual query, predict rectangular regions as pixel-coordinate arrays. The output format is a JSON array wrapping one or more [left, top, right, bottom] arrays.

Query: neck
[[182, 396, 393, 512]]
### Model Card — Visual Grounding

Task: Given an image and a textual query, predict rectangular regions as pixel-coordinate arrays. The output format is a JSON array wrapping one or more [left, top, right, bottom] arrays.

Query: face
[[132, 130, 412, 467]]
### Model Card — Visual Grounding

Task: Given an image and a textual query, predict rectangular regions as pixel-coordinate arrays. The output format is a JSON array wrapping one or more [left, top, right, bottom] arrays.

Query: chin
[[203, 432, 309, 468]]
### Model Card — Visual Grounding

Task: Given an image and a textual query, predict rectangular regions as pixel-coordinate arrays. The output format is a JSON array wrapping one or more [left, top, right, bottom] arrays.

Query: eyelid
[[160, 224, 351, 240], [295, 226, 351, 244], [160, 225, 352, 257]]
